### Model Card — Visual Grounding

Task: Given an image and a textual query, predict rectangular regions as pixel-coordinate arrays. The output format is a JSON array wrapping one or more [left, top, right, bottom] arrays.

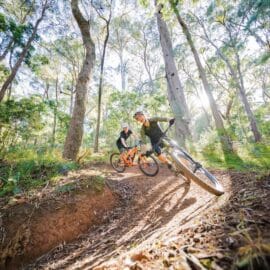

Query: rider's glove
[[169, 118, 175, 126]]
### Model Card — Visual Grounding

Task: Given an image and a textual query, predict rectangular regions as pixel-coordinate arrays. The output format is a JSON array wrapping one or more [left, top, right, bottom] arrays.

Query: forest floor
[[1, 164, 270, 270]]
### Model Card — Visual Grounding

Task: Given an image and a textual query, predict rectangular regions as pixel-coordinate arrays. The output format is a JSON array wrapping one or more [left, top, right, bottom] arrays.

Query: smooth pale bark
[[155, 4, 191, 145], [142, 31, 155, 91], [235, 50, 262, 142], [52, 76, 58, 146], [199, 19, 262, 142], [262, 80, 270, 104], [170, 1, 233, 152], [119, 50, 126, 91], [63, 0, 95, 160], [225, 96, 234, 124], [0, 1, 49, 102], [94, 7, 112, 153], [43, 81, 50, 100]]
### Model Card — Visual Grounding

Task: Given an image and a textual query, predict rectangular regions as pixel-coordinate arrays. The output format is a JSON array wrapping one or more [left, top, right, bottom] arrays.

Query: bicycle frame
[[161, 137, 202, 173], [120, 145, 147, 167], [154, 124, 203, 174]]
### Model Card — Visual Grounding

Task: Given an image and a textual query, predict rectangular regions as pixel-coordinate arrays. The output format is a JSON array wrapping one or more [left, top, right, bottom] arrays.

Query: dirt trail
[[26, 165, 234, 270]]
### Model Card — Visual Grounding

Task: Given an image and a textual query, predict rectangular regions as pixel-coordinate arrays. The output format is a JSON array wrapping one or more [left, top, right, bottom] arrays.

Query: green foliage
[[81, 150, 111, 164], [0, 64, 9, 82], [0, 96, 53, 156], [197, 129, 270, 171], [0, 13, 7, 32], [255, 105, 270, 137], [91, 175, 105, 192], [55, 182, 76, 194], [29, 54, 50, 72], [0, 147, 78, 197], [255, 51, 270, 65], [0, 7, 40, 67], [238, 0, 270, 29]]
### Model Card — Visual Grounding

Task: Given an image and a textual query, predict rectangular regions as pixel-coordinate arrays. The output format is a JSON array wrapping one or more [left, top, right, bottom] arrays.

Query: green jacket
[[140, 117, 170, 144]]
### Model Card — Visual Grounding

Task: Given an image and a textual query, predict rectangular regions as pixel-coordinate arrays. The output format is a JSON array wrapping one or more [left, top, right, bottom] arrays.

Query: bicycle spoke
[[138, 155, 159, 176], [171, 149, 224, 195]]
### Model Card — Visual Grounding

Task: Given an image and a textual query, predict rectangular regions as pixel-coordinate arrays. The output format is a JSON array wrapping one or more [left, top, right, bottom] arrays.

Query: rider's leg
[[153, 143, 172, 168], [119, 148, 128, 163]]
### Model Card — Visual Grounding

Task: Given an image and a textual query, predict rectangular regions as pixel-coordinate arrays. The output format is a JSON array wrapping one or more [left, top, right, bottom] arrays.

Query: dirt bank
[[0, 172, 118, 270]]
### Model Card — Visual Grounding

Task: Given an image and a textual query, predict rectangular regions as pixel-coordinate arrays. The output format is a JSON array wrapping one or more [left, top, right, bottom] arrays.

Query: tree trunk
[[43, 81, 50, 100], [119, 50, 126, 91], [52, 76, 58, 146], [225, 96, 234, 125], [0, 1, 49, 102], [142, 32, 155, 92], [199, 20, 262, 142], [235, 51, 261, 142], [69, 78, 74, 115], [94, 10, 112, 153], [63, 0, 95, 160], [262, 79, 270, 104], [170, 1, 233, 152], [0, 40, 13, 62], [155, 3, 190, 145]]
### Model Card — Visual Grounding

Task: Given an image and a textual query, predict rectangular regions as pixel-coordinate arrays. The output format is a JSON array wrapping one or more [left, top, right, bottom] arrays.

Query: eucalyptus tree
[[237, 0, 270, 51], [196, 2, 262, 142], [168, 0, 233, 152], [0, 0, 52, 102], [109, 13, 132, 91], [92, 0, 113, 153], [0, 0, 36, 62], [155, 2, 191, 145], [52, 37, 84, 114], [129, 19, 162, 93], [63, 0, 95, 160]]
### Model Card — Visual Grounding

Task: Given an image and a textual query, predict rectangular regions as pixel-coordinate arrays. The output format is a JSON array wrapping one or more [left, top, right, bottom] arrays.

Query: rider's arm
[[150, 117, 171, 122], [120, 137, 128, 148], [140, 127, 147, 144]]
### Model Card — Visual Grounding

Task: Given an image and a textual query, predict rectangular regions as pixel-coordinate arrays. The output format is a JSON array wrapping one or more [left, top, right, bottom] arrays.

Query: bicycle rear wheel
[[110, 153, 126, 173], [138, 155, 159, 176], [171, 150, 224, 196]]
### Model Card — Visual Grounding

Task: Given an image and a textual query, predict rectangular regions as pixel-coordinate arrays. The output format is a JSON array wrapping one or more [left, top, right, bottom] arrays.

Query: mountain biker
[[116, 123, 137, 163], [133, 111, 175, 169], [116, 123, 133, 152]]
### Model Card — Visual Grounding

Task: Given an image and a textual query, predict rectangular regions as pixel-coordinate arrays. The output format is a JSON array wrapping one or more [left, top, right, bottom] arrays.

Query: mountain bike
[[110, 143, 159, 176], [148, 123, 225, 196]]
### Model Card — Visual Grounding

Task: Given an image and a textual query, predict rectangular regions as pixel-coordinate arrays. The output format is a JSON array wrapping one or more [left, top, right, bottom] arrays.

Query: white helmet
[[122, 123, 128, 128]]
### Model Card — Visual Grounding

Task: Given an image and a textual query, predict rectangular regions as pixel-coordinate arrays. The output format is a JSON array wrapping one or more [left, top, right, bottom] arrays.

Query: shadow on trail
[[27, 167, 197, 270]]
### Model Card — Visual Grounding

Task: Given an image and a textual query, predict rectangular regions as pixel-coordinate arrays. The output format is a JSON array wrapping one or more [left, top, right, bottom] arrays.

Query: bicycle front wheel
[[171, 150, 224, 196], [110, 153, 126, 173], [138, 155, 159, 177]]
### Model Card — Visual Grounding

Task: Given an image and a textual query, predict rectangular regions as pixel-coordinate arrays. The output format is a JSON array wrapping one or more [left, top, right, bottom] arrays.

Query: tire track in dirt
[[26, 165, 232, 270]]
